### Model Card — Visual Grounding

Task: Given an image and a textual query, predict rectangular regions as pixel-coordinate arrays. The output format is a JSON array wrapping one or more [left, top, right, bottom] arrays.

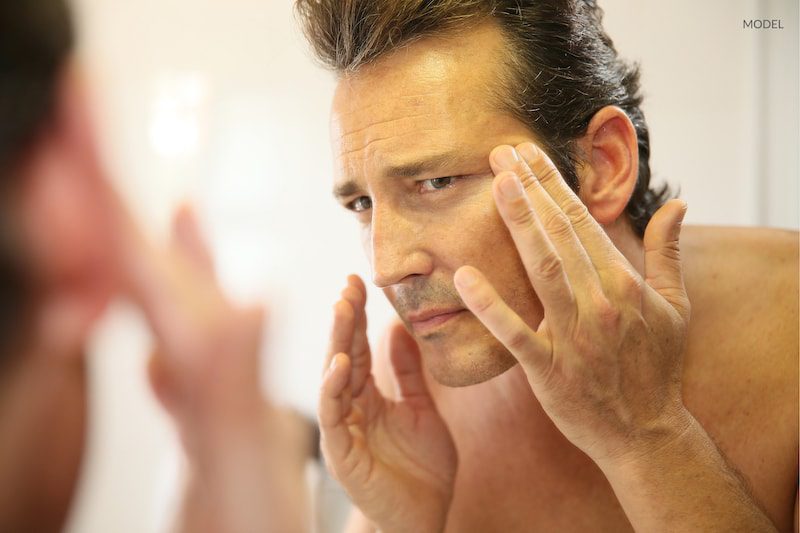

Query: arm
[[175, 406, 312, 533], [601, 413, 777, 533]]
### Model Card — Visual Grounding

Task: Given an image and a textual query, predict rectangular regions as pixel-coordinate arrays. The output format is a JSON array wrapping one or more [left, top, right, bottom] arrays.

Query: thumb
[[388, 322, 433, 408], [643, 199, 690, 321]]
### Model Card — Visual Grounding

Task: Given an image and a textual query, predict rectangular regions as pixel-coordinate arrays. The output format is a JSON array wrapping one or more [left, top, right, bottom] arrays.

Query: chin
[[420, 335, 518, 387]]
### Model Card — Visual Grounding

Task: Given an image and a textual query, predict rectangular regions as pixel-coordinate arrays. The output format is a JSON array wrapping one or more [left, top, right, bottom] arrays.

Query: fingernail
[[455, 267, 478, 289], [329, 356, 338, 371], [493, 145, 520, 169], [499, 174, 523, 199]]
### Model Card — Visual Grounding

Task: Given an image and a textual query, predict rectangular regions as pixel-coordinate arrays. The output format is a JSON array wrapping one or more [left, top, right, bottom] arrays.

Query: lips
[[407, 308, 465, 334]]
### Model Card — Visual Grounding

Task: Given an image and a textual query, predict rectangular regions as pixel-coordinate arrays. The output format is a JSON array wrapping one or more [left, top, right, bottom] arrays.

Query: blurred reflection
[[0, 2, 314, 532]]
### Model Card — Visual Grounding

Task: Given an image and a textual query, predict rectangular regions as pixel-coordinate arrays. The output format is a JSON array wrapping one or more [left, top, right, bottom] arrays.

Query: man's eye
[[347, 196, 372, 212], [419, 176, 457, 192]]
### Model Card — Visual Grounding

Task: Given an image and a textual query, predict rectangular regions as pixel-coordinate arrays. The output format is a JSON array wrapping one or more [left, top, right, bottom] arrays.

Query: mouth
[[407, 308, 466, 335]]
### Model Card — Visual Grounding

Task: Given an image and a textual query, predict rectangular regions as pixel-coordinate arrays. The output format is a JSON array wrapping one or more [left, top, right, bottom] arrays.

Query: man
[[0, 3, 310, 532], [295, 1, 799, 531]]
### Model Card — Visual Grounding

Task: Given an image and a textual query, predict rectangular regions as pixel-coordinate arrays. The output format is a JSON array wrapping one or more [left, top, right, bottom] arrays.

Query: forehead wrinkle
[[334, 111, 442, 146], [338, 127, 450, 163]]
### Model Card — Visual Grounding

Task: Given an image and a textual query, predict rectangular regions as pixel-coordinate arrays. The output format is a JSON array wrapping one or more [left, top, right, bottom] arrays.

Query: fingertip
[[652, 198, 689, 242], [489, 144, 517, 168], [172, 203, 196, 237], [491, 170, 526, 205], [515, 142, 540, 163], [340, 285, 365, 310], [333, 298, 354, 321], [347, 274, 367, 297], [454, 265, 481, 292]]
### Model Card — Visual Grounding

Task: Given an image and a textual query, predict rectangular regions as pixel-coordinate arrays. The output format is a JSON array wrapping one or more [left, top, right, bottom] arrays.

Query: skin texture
[[322, 22, 799, 533], [330, 24, 544, 388]]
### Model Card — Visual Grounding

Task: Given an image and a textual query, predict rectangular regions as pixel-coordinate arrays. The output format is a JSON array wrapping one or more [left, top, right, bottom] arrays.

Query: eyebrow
[[332, 151, 463, 200]]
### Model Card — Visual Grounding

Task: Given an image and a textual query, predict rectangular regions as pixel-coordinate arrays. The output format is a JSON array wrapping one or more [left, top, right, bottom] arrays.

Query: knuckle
[[617, 270, 643, 299], [532, 252, 564, 282], [562, 200, 592, 228], [536, 166, 561, 187], [573, 332, 600, 359], [503, 325, 530, 352], [598, 306, 621, 330], [507, 196, 537, 228], [540, 209, 573, 240], [470, 289, 497, 315], [595, 297, 621, 330], [657, 242, 682, 263], [513, 161, 538, 189]]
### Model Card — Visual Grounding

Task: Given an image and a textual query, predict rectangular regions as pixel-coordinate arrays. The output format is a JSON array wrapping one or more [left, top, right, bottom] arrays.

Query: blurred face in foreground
[[0, 66, 118, 531], [331, 23, 546, 387]]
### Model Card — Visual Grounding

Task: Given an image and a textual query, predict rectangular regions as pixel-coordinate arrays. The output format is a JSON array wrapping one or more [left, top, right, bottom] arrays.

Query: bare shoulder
[[681, 225, 798, 324], [681, 225, 798, 272], [680, 225, 797, 373], [679, 224, 798, 420], [679, 226, 798, 529]]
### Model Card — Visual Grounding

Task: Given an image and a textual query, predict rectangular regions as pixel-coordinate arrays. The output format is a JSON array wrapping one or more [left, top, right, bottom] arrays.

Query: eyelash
[[345, 176, 462, 213]]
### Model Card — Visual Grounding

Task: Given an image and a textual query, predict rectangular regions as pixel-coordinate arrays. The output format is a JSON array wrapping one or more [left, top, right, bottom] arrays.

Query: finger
[[341, 275, 371, 395], [491, 145, 603, 293], [386, 322, 433, 409], [345, 275, 368, 353], [643, 199, 690, 321], [100, 174, 225, 349], [318, 353, 355, 465], [485, 167, 579, 327], [171, 204, 215, 278], [454, 265, 551, 373], [324, 299, 355, 374], [515, 142, 624, 266]]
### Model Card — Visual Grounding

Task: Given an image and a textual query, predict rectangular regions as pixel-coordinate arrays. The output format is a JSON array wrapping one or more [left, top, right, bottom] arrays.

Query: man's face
[[331, 22, 545, 387]]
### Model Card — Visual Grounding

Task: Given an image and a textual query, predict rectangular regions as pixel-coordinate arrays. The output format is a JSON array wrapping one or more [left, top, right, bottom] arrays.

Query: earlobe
[[576, 106, 639, 226]]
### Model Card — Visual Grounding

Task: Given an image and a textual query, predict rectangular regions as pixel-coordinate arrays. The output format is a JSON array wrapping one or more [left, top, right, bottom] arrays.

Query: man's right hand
[[319, 275, 457, 533]]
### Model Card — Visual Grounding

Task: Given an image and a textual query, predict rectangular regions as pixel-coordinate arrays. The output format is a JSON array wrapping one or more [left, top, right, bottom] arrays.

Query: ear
[[575, 106, 639, 226], [17, 62, 118, 355]]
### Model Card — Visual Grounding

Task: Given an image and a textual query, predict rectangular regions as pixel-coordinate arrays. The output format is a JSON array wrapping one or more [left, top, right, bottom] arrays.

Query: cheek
[[454, 197, 543, 323]]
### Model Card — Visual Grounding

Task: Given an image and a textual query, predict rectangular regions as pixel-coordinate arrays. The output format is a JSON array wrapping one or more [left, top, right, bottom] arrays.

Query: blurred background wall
[[63, 0, 798, 532]]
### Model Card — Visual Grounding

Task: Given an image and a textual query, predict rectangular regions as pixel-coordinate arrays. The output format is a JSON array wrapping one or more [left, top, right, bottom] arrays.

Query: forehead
[[330, 22, 514, 181]]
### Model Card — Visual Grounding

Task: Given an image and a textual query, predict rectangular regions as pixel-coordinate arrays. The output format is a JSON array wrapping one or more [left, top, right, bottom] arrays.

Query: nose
[[369, 203, 433, 288]]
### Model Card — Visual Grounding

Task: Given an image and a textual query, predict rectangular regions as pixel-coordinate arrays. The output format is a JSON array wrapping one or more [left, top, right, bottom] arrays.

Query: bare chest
[[434, 368, 633, 532]]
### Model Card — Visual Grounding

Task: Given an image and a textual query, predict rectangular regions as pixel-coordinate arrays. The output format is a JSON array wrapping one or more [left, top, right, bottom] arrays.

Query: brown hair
[[295, 0, 672, 237], [0, 0, 74, 360]]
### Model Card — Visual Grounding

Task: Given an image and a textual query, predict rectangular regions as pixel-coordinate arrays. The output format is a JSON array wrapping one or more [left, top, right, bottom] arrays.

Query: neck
[[605, 215, 646, 275]]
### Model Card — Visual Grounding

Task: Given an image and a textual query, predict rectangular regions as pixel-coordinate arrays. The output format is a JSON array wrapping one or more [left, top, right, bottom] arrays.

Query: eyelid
[[345, 195, 371, 212], [418, 175, 463, 192]]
